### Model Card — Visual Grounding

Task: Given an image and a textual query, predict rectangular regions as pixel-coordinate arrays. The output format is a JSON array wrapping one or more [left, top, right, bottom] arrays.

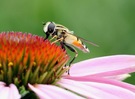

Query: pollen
[[8, 62, 13, 67], [0, 32, 69, 86]]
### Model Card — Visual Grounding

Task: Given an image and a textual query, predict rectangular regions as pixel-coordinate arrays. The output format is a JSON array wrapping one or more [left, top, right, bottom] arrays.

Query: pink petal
[[63, 76, 135, 92], [28, 83, 84, 99], [0, 81, 5, 85], [70, 55, 135, 77], [28, 84, 52, 99], [8, 84, 21, 99], [82, 81, 135, 98], [0, 86, 9, 99], [0, 82, 5, 89], [106, 74, 131, 80], [0, 82, 21, 99], [58, 79, 135, 98]]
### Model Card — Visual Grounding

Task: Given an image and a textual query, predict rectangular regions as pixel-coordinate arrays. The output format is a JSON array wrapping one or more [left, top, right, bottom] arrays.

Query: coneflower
[[0, 32, 135, 99], [0, 32, 69, 98]]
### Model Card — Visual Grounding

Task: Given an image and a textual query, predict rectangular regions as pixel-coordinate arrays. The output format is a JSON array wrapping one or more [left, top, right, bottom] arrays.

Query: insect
[[43, 22, 98, 74]]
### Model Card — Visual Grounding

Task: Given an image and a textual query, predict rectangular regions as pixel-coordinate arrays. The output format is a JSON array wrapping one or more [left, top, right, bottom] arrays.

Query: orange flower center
[[0, 32, 69, 86]]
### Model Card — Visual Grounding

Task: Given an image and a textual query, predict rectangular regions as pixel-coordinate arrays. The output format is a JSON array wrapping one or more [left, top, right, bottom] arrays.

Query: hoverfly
[[43, 22, 98, 74]]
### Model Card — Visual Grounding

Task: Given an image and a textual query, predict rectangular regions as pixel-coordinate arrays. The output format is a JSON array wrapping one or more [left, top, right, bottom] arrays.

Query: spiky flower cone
[[0, 32, 69, 90]]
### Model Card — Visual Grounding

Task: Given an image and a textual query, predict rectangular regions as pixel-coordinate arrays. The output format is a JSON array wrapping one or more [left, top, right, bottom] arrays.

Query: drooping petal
[[28, 83, 84, 99], [83, 82, 135, 99], [0, 82, 21, 99], [81, 81, 135, 99], [28, 84, 52, 99], [70, 55, 135, 77], [8, 84, 21, 99], [0, 87, 9, 99], [0, 82, 5, 85], [0, 82, 5, 90], [106, 74, 131, 80], [58, 79, 135, 99], [63, 76, 135, 93]]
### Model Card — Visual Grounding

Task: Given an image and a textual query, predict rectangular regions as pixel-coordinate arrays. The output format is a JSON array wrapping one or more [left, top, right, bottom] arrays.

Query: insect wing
[[72, 40, 90, 53], [64, 31, 99, 47], [65, 34, 90, 53], [76, 36, 99, 47]]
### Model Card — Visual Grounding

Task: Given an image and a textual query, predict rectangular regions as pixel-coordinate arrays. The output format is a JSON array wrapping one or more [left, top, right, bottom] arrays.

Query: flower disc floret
[[0, 32, 69, 86]]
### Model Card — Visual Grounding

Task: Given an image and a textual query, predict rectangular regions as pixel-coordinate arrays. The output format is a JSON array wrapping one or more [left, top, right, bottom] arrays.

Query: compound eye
[[48, 22, 55, 33]]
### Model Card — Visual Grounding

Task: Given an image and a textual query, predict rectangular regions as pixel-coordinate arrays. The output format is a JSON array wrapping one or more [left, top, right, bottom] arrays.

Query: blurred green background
[[0, 0, 135, 84]]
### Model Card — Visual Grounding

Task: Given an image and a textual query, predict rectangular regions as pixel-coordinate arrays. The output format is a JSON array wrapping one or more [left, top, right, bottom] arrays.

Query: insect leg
[[64, 44, 78, 75], [44, 33, 50, 41], [60, 42, 66, 51], [60, 42, 67, 69], [51, 37, 64, 44], [49, 35, 57, 41]]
